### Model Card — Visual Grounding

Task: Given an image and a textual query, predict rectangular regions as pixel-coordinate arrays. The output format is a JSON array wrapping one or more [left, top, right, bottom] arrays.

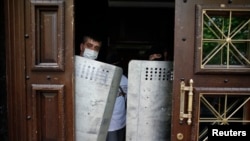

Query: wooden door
[[5, 0, 74, 141], [172, 0, 250, 141]]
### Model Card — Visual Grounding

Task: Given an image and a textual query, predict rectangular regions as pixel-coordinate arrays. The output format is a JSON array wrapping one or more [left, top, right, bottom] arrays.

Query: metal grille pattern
[[199, 94, 250, 141], [201, 9, 250, 69]]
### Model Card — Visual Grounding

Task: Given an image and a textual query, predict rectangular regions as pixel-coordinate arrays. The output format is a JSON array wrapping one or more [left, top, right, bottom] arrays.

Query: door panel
[[198, 92, 250, 140], [30, 84, 65, 140], [195, 5, 250, 74], [6, 0, 73, 140], [172, 0, 250, 141], [25, 0, 74, 141], [30, 1, 65, 71]]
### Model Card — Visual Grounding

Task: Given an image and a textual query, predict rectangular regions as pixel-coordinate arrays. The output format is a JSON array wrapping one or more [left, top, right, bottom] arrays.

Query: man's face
[[80, 37, 102, 59], [149, 53, 162, 60]]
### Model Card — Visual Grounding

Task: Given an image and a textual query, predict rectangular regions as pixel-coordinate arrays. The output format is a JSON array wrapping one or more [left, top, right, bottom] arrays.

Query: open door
[[172, 0, 250, 141], [5, 0, 74, 140]]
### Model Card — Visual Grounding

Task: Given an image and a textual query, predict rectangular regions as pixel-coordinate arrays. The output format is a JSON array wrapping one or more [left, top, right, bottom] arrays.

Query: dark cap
[[106, 51, 121, 66]]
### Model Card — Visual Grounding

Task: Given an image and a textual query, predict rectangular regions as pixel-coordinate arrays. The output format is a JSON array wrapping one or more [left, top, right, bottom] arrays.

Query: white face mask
[[83, 48, 99, 60]]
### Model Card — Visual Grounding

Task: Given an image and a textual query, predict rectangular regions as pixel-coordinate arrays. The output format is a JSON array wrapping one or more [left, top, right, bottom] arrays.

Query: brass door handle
[[179, 79, 194, 125]]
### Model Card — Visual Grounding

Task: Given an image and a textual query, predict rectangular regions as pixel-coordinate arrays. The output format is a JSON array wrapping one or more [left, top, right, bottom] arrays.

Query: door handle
[[179, 79, 194, 125]]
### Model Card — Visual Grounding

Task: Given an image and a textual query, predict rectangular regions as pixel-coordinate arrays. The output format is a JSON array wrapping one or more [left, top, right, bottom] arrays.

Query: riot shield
[[74, 56, 123, 141], [126, 60, 173, 141]]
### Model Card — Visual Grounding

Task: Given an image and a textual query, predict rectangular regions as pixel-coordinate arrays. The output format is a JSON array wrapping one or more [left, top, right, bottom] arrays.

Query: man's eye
[[86, 43, 93, 48], [95, 46, 100, 50]]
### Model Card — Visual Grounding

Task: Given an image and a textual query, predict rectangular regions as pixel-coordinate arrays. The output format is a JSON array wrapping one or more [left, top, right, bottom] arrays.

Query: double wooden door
[[5, 0, 250, 141]]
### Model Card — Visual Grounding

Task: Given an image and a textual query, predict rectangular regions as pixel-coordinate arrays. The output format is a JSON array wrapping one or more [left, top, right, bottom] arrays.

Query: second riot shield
[[126, 60, 173, 141]]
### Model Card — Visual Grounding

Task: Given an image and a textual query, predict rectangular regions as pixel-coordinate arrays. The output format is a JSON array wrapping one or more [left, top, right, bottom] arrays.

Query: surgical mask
[[83, 48, 99, 60]]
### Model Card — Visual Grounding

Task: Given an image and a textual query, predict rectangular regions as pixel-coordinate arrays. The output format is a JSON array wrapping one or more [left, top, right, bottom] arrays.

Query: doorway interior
[[0, 0, 175, 141], [74, 0, 175, 76], [0, 0, 7, 140]]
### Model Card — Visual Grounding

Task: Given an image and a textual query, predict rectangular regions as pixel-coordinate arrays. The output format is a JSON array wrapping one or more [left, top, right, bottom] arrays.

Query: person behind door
[[79, 33, 102, 60], [147, 41, 169, 61], [148, 44, 168, 61], [105, 51, 128, 141]]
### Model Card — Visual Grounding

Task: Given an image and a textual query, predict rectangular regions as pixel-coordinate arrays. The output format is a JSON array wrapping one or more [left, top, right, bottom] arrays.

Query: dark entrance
[[0, 0, 7, 140], [74, 0, 175, 76]]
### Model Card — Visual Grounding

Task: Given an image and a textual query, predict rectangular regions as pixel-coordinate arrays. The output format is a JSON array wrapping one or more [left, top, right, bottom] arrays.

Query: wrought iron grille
[[199, 94, 250, 141], [201, 9, 250, 69]]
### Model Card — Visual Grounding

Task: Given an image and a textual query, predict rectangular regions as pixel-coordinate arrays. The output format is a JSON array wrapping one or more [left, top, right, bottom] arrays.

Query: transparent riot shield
[[74, 56, 123, 141], [127, 60, 173, 141]]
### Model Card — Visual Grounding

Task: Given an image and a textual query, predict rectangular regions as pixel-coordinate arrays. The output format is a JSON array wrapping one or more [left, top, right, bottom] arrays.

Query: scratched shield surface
[[74, 56, 123, 141], [127, 60, 173, 141]]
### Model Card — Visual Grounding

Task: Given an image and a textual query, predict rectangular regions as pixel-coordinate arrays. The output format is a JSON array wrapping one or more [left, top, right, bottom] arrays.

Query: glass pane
[[198, 94, 250, 141], [201, 10, 250, 69]]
